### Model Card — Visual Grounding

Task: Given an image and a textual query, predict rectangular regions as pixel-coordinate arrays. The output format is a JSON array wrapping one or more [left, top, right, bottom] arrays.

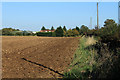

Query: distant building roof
[[40, 29, 55, 32]]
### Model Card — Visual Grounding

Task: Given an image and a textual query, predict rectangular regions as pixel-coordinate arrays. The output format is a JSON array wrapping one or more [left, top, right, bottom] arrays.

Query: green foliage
[[2, 28, 20, 31], [104, 19, 116, 27], [41, 26, 46, 30], [76, 26, 79, 32], [63, 30, 67, 37], [55, 26, 64, 37], [2, 28, 20, 36], [16, 32, 23, 36], [80, 25, 89, 35], [63, 26, 67, 32], [99, 23, 118, 42], [36, 32, 53, 37], [64, 37, 96, 79], [65, 29, 79, 37], [1, 28, 34, 36], [90, 41, 120, 79], [0, 30, 2, 35], [51, 26, 54, 30], [66, 29, 73, 37], [2, 30, 13, 36], [72, 29, 79, 36], [52, 32, 56, 37], [22, 31, 34, 36], [82, 19, 120, 43], [86, 19, 119, 42], [77, 19, 120, 79]]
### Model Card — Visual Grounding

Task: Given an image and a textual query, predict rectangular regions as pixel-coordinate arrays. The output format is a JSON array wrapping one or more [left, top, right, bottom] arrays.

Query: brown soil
[[2, 36, 79, 78]]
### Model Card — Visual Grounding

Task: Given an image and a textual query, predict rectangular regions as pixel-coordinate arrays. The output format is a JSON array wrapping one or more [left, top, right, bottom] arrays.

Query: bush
[[16, 32, 23, 36], [72, 29, 79, 36], [55, 26, 64, 37], [36, 32, 52, 37], [52, 32, 56, 37], [36, 32, 56, 37], [66, 29, 73, 37], [99, 23, 118, 42]]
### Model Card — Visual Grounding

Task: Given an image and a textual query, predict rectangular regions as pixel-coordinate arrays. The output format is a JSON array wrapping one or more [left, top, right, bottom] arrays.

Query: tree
[[76, 26, 79, 32], [63, 26, 67, 32], [2, 28, 20, 36], [72, 29, 79, 36], [16, 32, 22, 36], [52, 32, 56, 37], [99, 19, 118, 42], [55, 26, 64, 37], [67, 29, 73, 37], [104, 19, 116, 27], [2, 30, 13, 35], [80, 25, 89, 35], [63, 30, 67, 37], [51, 26, 54, 30], [41, 26, 46, 30], [2, 28, 20, 31]]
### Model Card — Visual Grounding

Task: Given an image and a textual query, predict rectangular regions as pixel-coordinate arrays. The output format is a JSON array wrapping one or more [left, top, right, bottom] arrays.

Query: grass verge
[[63, 36, 97, 80]]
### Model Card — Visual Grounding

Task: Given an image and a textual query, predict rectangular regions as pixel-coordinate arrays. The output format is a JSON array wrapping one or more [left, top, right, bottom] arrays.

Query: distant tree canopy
[[41, 26, 46, 30], [1, 28, 34, 36], [51, 26, 54, 30], [66, 29, 79, 37], [63, 26, 67, 32], [80, 25, 89, 35], [63, 30, 67, 36], [36, 32, 53, 37], [55, 26, 64, 37], [2, 30, 12, 35], [2, 28, 20, 31], [67, 29, 73, 37], [3, 19, 119, 38], [72, 29, 79, 36], [104, 19, 116, 27], [2, 28, 20, 36], [76, 26, 79, 32]]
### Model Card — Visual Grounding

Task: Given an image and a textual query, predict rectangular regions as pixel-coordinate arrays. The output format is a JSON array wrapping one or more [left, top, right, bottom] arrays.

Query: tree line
[[1, 19, 120, 42], [36, 25, 89, 37], [37, 19, 120, 48], [37, 19, 120, 40], [0, 28, 34, 36]]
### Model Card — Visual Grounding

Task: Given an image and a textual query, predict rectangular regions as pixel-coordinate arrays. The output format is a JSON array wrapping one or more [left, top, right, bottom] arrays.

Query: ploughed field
[[2, 36, 79, 78]]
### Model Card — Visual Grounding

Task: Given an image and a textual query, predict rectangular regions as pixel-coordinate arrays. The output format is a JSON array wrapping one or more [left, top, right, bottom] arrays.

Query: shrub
[[36, 32, 53, 37], [55, 26, 64, 37]]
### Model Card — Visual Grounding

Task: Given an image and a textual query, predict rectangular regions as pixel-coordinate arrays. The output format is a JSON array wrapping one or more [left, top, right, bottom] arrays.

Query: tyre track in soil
[[2, 36, 79, 78]]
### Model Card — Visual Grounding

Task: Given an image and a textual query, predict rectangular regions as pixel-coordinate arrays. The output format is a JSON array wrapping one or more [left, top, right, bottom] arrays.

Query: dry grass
[[85, 36, 97, 47]]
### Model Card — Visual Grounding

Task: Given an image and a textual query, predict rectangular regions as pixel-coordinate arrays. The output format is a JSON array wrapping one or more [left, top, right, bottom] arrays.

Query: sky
[[2, 2, 118, 31]]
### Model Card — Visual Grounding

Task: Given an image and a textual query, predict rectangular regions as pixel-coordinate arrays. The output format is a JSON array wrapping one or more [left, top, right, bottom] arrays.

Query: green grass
[[63, 36, 97, 79]]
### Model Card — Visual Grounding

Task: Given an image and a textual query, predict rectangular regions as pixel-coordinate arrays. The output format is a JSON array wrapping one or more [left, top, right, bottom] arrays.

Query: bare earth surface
[[2, 36, 79, 78]]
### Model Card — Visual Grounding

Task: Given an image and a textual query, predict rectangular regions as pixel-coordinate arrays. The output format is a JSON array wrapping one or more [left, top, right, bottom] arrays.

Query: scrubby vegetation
[[36, 32, 56, 37], [63, 19, 120, 79], [63, 36, 97, 79]]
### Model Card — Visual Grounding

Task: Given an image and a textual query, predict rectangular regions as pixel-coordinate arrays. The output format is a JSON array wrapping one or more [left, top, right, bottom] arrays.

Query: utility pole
[[97, 2, 99, 29]]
